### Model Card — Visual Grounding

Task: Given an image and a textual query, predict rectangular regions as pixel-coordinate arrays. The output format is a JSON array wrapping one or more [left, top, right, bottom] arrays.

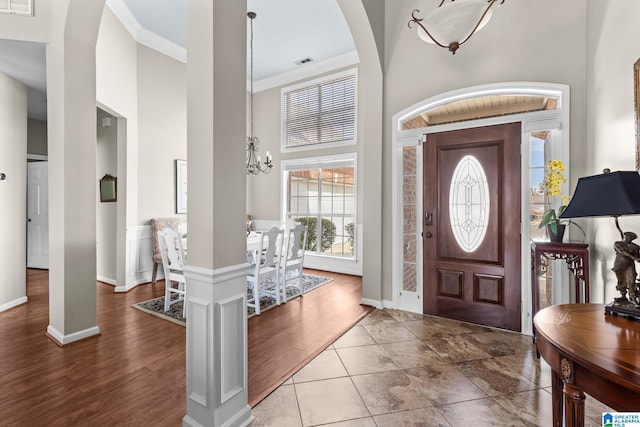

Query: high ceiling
[[121, 0, 355, 82], [0, 0, 356, 120]]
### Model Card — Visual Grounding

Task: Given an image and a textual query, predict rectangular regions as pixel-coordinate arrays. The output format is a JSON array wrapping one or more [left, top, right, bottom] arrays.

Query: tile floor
[[251, 308, 612, 427]]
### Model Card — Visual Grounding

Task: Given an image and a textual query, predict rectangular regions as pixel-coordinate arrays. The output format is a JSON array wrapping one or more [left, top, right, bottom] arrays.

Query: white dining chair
[[247, 226, 284, 315], [280, 223, 308, 302], [157, 226, 187, 318]]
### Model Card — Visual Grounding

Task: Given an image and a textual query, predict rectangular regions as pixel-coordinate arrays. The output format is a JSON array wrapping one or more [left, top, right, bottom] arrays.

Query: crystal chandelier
[[408, 0, 506, 54], [246, 11, 273, 175]]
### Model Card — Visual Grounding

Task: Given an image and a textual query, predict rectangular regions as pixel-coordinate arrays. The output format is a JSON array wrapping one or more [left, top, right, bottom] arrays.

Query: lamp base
[[605, 299, 640, 321]]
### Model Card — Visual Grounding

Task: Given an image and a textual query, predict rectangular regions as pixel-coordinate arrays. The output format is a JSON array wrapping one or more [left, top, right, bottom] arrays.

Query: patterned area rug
[[132, 273, 333, 326]]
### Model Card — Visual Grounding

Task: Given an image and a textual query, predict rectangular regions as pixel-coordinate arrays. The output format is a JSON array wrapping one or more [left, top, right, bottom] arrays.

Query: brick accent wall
[[402, 146, 417, 292]]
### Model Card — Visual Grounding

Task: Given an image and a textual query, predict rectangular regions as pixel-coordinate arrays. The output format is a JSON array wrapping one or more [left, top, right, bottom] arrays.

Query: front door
[[423, 123, 521, 331]]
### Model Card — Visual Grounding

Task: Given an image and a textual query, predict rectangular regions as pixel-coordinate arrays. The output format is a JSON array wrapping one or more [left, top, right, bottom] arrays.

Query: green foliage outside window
[[295, 217, 336, 252], [345, 222, 355, 255]]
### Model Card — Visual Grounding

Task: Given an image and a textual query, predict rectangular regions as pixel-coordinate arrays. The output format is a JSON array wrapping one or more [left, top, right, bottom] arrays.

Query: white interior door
[[27, 161, 48, 269]]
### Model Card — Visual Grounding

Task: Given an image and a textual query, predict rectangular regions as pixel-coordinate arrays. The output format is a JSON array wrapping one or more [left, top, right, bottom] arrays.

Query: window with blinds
[[0, 0, 32, 15], [282, 69, 357, 149]]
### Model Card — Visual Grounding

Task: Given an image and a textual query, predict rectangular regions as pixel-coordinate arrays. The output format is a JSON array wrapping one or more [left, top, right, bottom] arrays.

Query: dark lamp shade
[[559, 171, 640, 218]]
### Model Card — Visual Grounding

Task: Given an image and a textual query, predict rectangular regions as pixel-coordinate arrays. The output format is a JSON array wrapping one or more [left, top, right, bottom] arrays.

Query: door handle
[[425, 232, 432, 238], [425, 212, 432, 226], [27, 218, 31, 222]]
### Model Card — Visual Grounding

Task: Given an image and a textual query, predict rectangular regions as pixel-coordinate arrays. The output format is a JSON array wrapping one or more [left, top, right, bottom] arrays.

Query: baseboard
[[97, 276, 117, 286], [46, 324, 101, 346], [382, 299, 394, 309], [360, 297, 383, 309], [0, 296, 28, 313]]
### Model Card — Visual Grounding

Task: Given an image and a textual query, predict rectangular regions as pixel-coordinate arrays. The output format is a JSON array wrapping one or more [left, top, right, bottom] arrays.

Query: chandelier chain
[[249, 11, 254, 140]]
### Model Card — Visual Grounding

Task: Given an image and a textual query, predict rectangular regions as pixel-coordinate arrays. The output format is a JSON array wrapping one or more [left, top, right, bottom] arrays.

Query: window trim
[[280, 68, 358, 153]]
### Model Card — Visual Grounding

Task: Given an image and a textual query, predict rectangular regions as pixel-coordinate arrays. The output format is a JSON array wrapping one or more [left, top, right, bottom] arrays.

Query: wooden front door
[[423, 123, 521, 331]]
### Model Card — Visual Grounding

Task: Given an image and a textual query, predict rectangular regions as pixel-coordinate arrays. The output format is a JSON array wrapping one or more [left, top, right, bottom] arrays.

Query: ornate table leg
[[565, 383, 586, 427], [561, 355, 586, 427]]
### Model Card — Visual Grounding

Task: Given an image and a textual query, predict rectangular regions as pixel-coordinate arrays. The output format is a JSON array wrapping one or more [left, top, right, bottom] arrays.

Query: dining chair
[[150, 217, 182, 284], [280, 223, 308, 302], [247, 226, 284, 315], [157, 226, 187, 317]]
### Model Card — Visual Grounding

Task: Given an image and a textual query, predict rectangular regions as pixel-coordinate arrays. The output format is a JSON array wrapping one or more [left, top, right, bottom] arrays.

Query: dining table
[[246, 231, 264, 253]]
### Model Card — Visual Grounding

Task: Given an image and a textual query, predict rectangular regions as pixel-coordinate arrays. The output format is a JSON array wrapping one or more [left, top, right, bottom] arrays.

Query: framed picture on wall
[[176, 159, 187, 214], [99, 174, 117, 202]]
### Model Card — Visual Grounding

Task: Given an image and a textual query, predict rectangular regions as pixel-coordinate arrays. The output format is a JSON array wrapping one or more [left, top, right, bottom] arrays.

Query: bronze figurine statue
[[611, 231, 640, 307]]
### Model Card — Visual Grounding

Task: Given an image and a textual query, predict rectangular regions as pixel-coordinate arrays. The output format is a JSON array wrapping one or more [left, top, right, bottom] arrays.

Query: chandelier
[[408, 0, 506, 54], [246, 11, 272, 175]]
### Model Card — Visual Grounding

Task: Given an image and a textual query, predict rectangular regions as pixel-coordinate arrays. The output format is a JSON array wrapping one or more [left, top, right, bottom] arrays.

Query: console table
[[531, 242, 590, 334], [534, 304, 640, 427]]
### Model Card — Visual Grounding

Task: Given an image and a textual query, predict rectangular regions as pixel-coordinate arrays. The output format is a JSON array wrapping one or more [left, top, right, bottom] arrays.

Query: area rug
[[132, 273, 333, 326]]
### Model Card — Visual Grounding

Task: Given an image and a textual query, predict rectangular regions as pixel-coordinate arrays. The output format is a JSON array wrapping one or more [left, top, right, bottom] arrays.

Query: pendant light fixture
[[408, 0, 506, 54], [246, 11, 273, 175]]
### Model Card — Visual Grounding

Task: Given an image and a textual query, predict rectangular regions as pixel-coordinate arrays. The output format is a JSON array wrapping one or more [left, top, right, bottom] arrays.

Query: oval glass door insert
[[449, 155, 490, 252]]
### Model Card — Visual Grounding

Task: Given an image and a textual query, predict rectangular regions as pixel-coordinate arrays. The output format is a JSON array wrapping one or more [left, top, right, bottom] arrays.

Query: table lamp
[[559, 169, 640, 319]]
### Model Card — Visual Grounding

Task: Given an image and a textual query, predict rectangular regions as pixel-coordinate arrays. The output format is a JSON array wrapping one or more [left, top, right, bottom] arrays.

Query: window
[[529, 131, 551, 241], [449, 155, 489, 253], [282, 69, 357, 149], [283, 155, 356, 259], [0, 0, 32, 15]]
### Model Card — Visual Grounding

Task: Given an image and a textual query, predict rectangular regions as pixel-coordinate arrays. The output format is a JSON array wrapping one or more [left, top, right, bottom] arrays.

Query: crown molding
[[137, 28, 187, 63], [106, 0, 141, 40], [106, 0, 186, 63], [253, 50, 360, 93]]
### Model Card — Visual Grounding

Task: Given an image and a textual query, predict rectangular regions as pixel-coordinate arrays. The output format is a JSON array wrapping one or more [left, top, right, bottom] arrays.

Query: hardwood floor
[[248, 269, 373, 406], [0, 268, 370, 425]]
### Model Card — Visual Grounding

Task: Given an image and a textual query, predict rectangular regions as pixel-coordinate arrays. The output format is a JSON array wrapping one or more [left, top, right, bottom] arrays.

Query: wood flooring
[[0, 268, 370, 425], [248, 269, 373, 406]]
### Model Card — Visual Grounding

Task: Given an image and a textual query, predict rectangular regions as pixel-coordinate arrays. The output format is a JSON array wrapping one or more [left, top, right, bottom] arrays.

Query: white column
[[183, 0, 251, 426], [46, 0, 106, 344]]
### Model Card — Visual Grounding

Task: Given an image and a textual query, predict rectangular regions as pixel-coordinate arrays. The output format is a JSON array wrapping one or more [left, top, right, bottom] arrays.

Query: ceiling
[[0, 0, 356, 120]]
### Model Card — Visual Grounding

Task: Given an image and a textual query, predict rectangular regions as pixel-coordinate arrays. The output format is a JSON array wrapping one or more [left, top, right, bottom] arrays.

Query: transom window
[[282, 69, 357, 149]]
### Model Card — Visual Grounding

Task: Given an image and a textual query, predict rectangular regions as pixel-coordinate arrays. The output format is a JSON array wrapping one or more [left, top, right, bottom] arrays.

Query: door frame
[[391, 82, 570, 335]]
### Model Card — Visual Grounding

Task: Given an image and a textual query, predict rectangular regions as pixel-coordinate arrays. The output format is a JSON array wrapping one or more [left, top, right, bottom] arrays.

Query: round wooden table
[[534, 303, 640, 427]]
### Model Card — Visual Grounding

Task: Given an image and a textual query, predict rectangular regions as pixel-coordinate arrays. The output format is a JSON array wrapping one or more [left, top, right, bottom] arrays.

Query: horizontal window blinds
[[0, 0, 32, 15], [283, 74, 356, 148]]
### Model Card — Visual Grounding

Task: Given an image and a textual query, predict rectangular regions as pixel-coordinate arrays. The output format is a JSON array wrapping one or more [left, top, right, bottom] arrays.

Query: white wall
[[97, 6, 188, 289], [0, 0, 50, 43], [96, 6, 139, 231], [383, 0, 588, 301], [586, 0, 640, 304], [97, 108, 117, 283], [136, 44, 187, 224], [0, 72, 27, 311]]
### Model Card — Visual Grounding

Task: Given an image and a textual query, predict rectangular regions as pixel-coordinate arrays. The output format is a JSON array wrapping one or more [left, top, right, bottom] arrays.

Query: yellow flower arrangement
[[538, 160, 569, 235]]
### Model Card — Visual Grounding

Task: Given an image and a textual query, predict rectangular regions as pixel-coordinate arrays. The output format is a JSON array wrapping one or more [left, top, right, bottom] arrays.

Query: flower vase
[[547, 223, 566, 243]]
